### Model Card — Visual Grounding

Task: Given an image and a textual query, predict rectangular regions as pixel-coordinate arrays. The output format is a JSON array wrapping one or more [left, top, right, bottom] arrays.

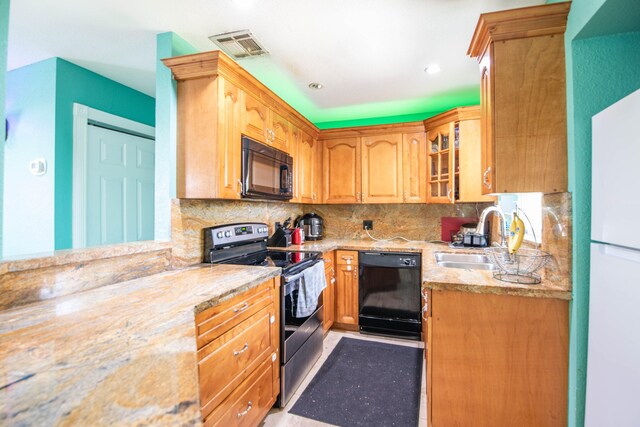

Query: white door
[[585, 243, 640, 427], [85, 125, 154, 247]]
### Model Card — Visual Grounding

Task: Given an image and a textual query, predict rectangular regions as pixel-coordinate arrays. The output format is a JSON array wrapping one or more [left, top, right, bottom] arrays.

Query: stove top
[[203, 222, 321, 275], [216, 249, 321, 275]]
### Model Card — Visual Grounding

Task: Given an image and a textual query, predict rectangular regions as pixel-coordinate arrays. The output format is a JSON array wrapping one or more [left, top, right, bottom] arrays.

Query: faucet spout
[[475, 206, 508, 247]]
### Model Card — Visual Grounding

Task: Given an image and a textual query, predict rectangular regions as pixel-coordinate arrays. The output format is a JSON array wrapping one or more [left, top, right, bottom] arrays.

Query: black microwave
[[241, 135, 293, 201]]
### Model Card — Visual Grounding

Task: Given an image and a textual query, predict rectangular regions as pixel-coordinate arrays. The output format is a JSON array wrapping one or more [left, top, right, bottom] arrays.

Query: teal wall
[[564, 0, 640, 425], [53, 58, 155, 249], [4, 59, 57, 256], [0, 0, 10, 257], [154, 32, 198, 241]]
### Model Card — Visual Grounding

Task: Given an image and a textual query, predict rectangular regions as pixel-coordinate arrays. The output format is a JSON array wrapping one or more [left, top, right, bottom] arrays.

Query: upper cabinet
[[163, 50, 318, 199], [298, 129, 322, 203], [468, 2, 570, 194], [424, 107, 494, 203], [361, 134, 404, 203], [323, 138, 361, 204], [402, 133, 427, 203], [242, 92, 291, 153], [321, 123, 427, 204]]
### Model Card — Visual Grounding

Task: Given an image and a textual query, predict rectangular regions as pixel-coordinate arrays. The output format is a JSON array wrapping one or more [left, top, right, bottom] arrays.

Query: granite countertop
[[275, 239, 571, 300], [0, 263, 281, 426]]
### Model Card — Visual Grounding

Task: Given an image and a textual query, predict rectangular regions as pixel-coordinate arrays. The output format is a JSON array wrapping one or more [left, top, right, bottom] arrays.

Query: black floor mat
[[289, 337, 423, 427]]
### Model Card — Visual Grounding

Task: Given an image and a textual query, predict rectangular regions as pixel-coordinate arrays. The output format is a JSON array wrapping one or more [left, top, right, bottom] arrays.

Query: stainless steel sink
[[434, 252, 497, 270]]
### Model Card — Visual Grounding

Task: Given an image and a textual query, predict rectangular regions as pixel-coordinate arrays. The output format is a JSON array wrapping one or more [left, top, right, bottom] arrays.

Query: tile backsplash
[[171, 199, 303, 267], [302, 203, 490, 241]]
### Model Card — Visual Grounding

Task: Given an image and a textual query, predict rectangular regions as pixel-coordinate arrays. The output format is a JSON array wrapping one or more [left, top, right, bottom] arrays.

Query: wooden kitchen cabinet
[[321, 251, 336, 333], [426, 122, 454, 204], [242, 92, 291, 154], [402, 133, 427, 203], [334, 250, 359, 330], [321, 123, 427, 204], [195, 277, 280, 426], [298, 130, 321, 203], [163, 51, 318, 200], [322, 138, 361, 204], [424, 106, 493, 203], [361, 134, 404, 203], [424, 289, 568, 427], [468, 2, 570, 194], [169, 74, 242, 199]]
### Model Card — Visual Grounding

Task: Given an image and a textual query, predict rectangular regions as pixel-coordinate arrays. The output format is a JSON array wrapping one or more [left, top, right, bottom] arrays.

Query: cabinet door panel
[[322, 138, 360, 204], [361, 134, 403, 203], [242, 92, 269, 144], [271, 111, 290, 153], [217, 78, 242, 199], [298, 131, 317, 203], [335, 262, 358, 327], [402, 132, 427, 203], [480, 61, 495, 195], [430, 290, 568, 427]]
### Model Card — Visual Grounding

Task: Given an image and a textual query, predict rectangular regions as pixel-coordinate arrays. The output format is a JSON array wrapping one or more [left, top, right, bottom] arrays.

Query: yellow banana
[[508, 213, 525, 254]]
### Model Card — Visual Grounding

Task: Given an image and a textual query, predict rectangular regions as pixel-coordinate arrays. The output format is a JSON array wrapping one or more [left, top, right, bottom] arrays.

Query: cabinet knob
[[237, 178, 243, 195], [483, 166, 492, 190], [447, 188, 454, 203], [357, 192, 361, 202]]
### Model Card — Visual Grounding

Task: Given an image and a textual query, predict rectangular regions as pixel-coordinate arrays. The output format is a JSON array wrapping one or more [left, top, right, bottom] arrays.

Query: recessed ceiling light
[[424, 64, 441, 75], [308, 82, 324, 90]]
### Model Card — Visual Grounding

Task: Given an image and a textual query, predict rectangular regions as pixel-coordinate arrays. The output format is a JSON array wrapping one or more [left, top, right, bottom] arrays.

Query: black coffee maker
[[296, 213, 324, 241]]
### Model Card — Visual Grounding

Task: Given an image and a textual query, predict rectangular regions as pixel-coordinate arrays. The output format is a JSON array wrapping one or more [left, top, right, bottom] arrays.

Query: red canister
[[292, 227, 303, 245]]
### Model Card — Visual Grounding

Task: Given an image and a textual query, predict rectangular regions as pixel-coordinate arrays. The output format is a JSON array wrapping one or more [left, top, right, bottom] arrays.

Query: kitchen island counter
[[0, 263, 281, 426], [276, 239, 571, 300]]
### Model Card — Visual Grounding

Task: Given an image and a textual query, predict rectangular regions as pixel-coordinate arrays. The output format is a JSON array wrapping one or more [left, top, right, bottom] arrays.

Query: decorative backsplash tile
[[171, 199, 303, 267], [302, 203, 490, 241]]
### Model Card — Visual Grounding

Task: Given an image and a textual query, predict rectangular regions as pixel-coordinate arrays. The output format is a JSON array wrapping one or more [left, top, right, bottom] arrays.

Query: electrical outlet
[[363, 220, 373, 230]]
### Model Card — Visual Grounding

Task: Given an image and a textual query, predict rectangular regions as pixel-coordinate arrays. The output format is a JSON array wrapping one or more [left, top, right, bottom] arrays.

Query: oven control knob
[[224, 231, 232, 238], [216, 232, 223, 238]]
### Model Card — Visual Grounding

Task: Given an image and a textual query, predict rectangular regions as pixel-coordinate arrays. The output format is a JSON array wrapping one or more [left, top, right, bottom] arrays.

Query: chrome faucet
[[475, 206, 508, 247]]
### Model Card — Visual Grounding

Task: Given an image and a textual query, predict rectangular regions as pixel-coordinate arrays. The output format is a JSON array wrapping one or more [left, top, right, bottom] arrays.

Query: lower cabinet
[[334, 250, 359, 330], [423, 289, 568, 427], [322, 251, 336, 333], [195, 278, 280, 427]]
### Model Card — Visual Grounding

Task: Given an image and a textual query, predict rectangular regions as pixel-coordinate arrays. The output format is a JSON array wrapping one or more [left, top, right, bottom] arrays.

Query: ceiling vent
[[209, 30, 269, 59]]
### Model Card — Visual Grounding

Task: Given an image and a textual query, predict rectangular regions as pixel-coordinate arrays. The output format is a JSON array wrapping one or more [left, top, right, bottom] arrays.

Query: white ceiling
[[7, 0, 545, 124]]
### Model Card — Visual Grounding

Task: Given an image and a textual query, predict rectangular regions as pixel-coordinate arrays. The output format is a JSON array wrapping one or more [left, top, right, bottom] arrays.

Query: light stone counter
[[276, 239, 571, 300], [0, 263, 281, 426]]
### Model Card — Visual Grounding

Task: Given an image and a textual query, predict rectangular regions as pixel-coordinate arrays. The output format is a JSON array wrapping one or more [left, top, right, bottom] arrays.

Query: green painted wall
[[53, 58, 155, 249], [564, 0, 640, 425], [4, 59, 57, 256], [0, 0, 10, 257], [154, 32, 198, 241]]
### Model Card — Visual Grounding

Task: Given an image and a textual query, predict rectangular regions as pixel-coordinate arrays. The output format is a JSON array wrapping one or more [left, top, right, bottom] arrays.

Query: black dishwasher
[[358, 251, 422, 339]]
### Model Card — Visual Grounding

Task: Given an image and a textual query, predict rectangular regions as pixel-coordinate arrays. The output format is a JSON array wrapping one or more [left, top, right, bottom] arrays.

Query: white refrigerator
[[586, 88, 640, 426]]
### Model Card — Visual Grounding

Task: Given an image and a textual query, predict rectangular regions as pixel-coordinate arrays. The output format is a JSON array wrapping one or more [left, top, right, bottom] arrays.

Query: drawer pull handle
[[237, 401, 252, 418], [233, 342, 249, 356], [233, 302, 249, 313]]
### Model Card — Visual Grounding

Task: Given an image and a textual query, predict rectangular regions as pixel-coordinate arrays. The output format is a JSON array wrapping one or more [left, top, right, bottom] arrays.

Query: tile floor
[[261, 330, 427, 427]]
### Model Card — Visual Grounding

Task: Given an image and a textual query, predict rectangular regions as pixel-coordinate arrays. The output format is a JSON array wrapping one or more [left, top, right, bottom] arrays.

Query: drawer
[[196, 278, 275, 349], [336, 250, 358, 265], [199, 304, 276, 419], [203, 357, 275, 427]]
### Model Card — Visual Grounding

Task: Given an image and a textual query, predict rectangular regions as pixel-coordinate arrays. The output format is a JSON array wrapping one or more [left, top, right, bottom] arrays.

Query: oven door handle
[[282, 259, 322, 283]]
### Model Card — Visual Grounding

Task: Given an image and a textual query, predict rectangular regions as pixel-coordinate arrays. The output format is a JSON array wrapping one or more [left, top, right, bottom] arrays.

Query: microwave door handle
[[280, 165, 289, 193]]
